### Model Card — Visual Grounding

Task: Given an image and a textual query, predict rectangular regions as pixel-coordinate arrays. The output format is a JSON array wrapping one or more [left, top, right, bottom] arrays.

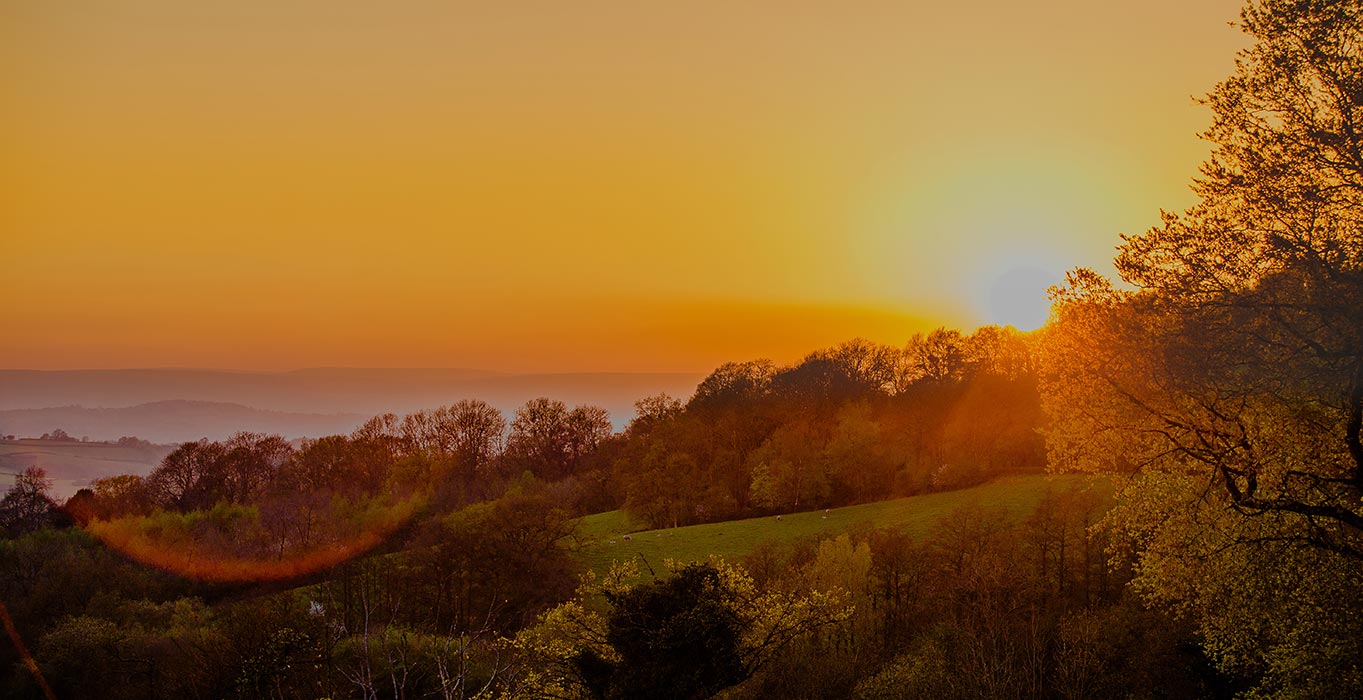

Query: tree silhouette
[[0, 467, 63, 536], [574, 564, 747, 700]]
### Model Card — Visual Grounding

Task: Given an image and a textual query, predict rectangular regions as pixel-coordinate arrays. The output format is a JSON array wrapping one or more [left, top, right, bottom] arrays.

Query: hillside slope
[[0, 439, 175, 499], [575, 474, 1109, 574]]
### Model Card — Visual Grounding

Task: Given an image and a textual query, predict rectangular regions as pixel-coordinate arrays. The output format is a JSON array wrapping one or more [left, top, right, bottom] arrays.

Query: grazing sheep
[[622, 534, 632, 541], [776, 515, 782, 521]]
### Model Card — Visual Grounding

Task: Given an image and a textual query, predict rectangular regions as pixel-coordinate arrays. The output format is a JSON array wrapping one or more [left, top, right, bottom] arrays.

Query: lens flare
[[82, 496, 424, 583]]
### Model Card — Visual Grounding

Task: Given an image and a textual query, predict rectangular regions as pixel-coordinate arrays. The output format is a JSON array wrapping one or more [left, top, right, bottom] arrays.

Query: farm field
[[0, 439, 173, 498], [574, 473, 1110, 575]]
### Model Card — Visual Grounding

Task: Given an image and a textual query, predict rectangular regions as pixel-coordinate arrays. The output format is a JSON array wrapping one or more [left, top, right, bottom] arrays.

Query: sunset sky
[[3, 0, 1247, 372]]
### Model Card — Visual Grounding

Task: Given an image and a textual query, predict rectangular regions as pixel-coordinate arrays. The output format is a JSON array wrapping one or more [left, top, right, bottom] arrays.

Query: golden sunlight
[[2, 0, 1247, 372], [985, 265, 1062, 331], [8, 2, 1362, 698]]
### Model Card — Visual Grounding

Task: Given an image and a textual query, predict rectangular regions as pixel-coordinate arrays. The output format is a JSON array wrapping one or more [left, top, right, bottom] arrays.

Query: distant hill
[[0, 438, 177, 500], [0, 368, 705, 426], [0, 401, 366, 444]]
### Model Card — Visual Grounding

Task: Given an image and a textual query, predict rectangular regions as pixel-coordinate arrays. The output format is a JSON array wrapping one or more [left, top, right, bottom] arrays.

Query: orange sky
[[2, 0, 1247, 372]]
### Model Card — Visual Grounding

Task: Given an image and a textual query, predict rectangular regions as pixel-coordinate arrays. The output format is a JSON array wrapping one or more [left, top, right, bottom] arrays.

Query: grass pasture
[[0, 439, 173, 499], [574, 474, 1108, 575]]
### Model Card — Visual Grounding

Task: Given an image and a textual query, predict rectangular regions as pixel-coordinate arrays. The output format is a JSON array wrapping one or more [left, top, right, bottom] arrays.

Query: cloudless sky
[[3, 0, 1247, 372]]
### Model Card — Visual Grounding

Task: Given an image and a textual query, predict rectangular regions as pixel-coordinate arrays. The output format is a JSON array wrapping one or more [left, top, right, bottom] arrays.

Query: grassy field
[[0, 439, 173, 499], [574, 474, 1108, 575]]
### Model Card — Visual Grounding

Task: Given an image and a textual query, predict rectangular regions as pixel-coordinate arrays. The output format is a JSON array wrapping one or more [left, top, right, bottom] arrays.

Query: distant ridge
[[0, 400, 367, 444], [0, 367, 497, 412], [0, 368, 705, 431]]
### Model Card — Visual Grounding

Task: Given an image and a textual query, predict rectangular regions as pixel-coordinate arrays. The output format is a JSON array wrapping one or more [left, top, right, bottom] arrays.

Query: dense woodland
[[0, 321, 1285, 699], [4, 1, 1363, 697]]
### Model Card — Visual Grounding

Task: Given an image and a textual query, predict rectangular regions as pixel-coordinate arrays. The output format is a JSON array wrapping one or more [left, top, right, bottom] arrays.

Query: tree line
[[3, 323, 1045, 548], [0, 323, 1054, 698]]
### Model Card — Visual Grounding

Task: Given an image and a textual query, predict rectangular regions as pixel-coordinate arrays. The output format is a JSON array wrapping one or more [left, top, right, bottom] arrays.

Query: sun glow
[[2, 0, 1246, 371], [986, 265, 1062, 331]]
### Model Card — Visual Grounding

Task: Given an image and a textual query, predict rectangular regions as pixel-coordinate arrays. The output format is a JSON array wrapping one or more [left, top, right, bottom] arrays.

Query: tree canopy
[[1042, 1, 1363, 694]]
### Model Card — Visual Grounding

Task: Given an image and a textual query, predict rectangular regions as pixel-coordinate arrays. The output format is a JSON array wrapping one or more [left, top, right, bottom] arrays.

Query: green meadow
[[574, 473, 1109, 575]]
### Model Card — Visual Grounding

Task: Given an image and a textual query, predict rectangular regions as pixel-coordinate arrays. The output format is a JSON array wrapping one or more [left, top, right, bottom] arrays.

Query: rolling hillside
[[0, 438, 175, 499], [574, 474, 1110, 575]]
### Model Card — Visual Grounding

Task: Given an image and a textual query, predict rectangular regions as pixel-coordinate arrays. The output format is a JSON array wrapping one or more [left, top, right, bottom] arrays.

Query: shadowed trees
[[398, 399, 507, 472], [689, 360, 777, 410], [445, 399, 508, 472], [904, 328, 967, 385], [614, 327, 1047, 527], [89, 474, 153, 520], [146, 439, 226, 512], [0, 467, 64, 537], [1, 334, 1063, 696], [220, 432, 292, 505], [576, 564, 747, 700], [506, 398, 613, 481], [518, 559, 854, 700], [145, 433, 289, 511]]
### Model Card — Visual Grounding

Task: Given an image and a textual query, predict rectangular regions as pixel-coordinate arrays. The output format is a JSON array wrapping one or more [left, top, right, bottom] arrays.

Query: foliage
[[0, 467, 65, 537], [1040, 1, 1363, 695], [3, 468, 1215, 699], [90, 473, 153, 519], [577, 475, 1097, 578], [614, 328, 1047, 529], [407, 482, 582, 632], [507, 398, 613, 481], [32, 599, 233, 700], [87, 493, 422, 582], [852, 636, 950, 700], [577, 564, 747, 699], [0, 330, 1138, 698], [236, 626, 326, 699], [513, 557, 852, 700]]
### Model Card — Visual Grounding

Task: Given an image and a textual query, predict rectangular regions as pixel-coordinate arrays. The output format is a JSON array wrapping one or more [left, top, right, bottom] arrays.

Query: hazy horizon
[[0, 367, 709, 441]]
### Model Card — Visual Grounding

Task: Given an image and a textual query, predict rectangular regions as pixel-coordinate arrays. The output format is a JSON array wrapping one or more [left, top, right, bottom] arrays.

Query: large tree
[[0, 467, 63, 536], [146, 439, 227, 511], [1042, 1, 1363, 695]]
